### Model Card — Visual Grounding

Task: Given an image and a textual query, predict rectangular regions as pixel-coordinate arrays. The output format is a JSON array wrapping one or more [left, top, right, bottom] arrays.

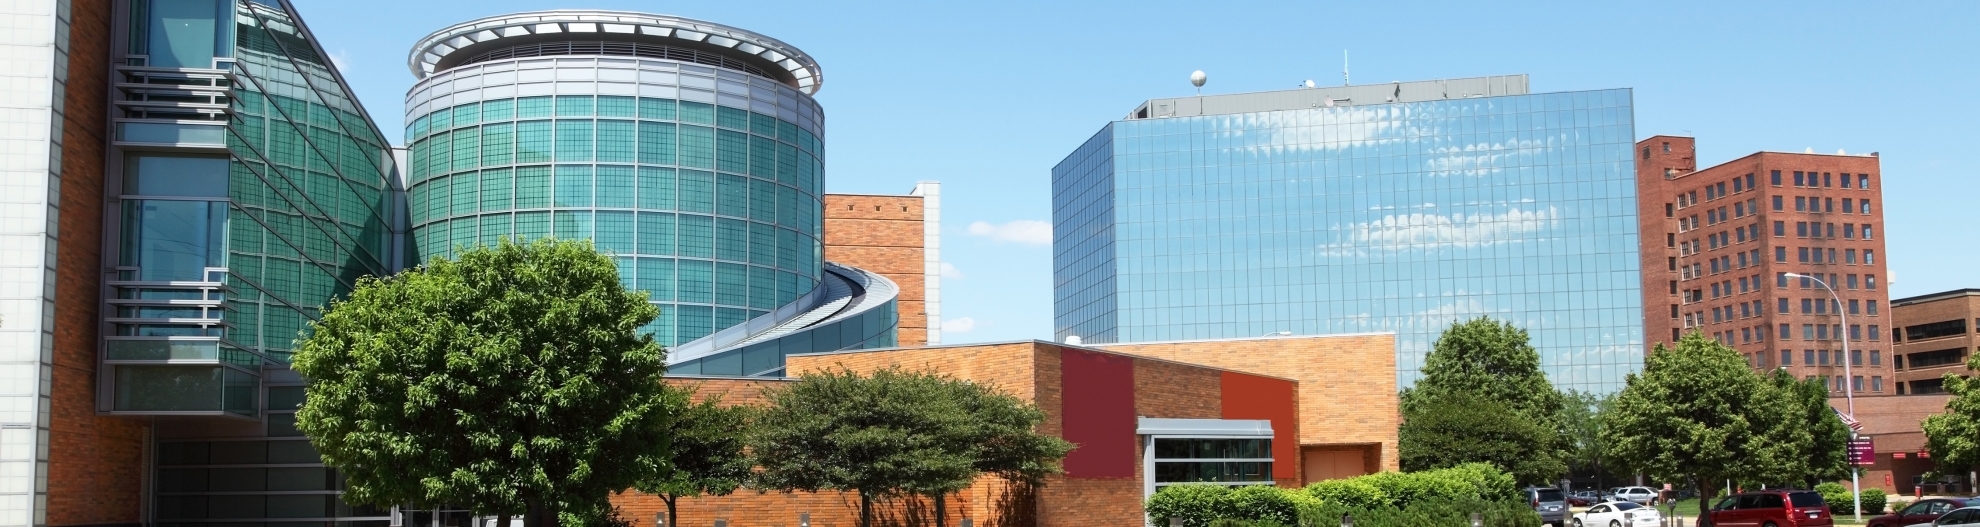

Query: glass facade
[[1054, 89, 1645, 392], [107, 0, 396, 526], [404, 68, 825, 348]]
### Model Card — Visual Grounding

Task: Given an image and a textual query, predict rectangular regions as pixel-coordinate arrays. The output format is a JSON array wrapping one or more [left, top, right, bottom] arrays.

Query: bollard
[[713, 521, 726, 527], [1169, 519, 1183, 527], [1470, 512, 1482, 527], [1340, 512, 1353, 527], [798, 512, 809, 527], [960, 520, 973, 527], [654, 512, 666, 527]]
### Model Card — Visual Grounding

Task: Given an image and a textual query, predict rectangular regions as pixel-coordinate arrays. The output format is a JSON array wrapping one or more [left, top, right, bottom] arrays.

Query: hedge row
[[1815, 482, 1887, 515], [1145, 463, 1540, 527]]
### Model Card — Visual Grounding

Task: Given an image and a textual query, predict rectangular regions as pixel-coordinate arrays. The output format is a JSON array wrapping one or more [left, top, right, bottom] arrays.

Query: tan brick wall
[[1100, 334, 1401, 474], [1890, 292, 1977, 390], [822, 194, 926, 347], [47, 2, 150, 525]]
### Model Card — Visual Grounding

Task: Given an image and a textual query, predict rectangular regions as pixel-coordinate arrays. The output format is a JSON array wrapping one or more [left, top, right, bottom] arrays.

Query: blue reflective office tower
[[1053, 76, 1645, 392]]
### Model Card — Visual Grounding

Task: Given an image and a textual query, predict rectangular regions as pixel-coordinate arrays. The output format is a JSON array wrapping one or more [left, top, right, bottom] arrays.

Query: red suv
[[1707, 490, 1832, 527]]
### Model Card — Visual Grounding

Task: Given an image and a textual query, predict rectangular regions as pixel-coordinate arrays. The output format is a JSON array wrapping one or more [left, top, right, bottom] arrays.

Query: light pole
[[1785, 272, 1858, 521]]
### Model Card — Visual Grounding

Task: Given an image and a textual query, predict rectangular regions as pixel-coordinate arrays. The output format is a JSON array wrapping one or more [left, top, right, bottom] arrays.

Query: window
[[1871, 350, 1882, 365], [1864, 250, 1875, 265], [1824, 173, 1834, 187], [1771, 170, 1782, 186], [1867, 275, 1878, 290], [1867, 300, 1879, 315], [1826, 198, 1835, 213], [1665, 203, 1673, 217], [1843, 198, 1854, 214], [1805, 349, 1816, 364], [1151, 438, 1274, 487], [1870, 325, 1880, 341], [1777, 273, 1788, 287], [1796, 222, 1808, 237], [1667, 233, 1675, 248], [1852, 326, 1863, 342], [1846, 249, 1857, 265], [1859, 174, 1871, 189], [1872, 376, 1883, 392], [1798, 247, 1809, 263], [1794, 171, 1806, 186], [1849, 299, 1860, 314], [1795, 196, 1807, 211], [1804, 325, 1816, 340], [1779, 324, 1791, 340], [1642, 147, 1651, 159], [1775, 247, 1787, 262], [1843, 224, 1855, 239], [1863, 225, 1874, 240], [1842, 174, 1853, 188], [1853, 376, 1864, 393], [1781, 349, 1793, 365], [1772, 195, 1783, 211], [1846, 274, 1858, 289]]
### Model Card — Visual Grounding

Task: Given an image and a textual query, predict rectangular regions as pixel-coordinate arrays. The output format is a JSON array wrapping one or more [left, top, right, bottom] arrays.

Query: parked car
[[1707, 489, 1832, 527], [1874, 499, 1980, 527], [1528, 487, 1568, 527], [1568, 491, 1599, 507], [1910, 506, 1980, 527], [1573, 500, 1659, 527], [1612, 486, 1659, 505]]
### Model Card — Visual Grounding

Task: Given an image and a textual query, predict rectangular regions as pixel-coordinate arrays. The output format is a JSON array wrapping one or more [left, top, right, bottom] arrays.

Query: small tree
[[293, 239, 674, 527], [1602, 332, 1796, 527], [1401, 394, 1565, 484], [750, 367, 1069, 527], [636, 389, 753, 527], [1922, 353, 1980, 481], [1401, 317, 1570, 483], [1765, 370, 1851, 488]]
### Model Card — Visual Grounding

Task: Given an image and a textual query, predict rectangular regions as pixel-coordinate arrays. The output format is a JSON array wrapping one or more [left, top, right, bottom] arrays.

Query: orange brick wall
[[47, 1, 150, 525], [822, 194, 927, 346], [1100, 334, 1401, 475]]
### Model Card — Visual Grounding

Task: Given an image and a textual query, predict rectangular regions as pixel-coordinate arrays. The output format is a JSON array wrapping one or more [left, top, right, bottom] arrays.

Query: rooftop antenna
[[1342, 50, 1350, 86]]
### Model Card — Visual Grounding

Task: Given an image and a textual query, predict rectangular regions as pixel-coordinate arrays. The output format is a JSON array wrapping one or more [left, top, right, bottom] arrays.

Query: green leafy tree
[[1922, 352, 1980, 481], [1764, 370, 1851, 488], [636, 390, 753, 527], [1401, 317, 1569, 483], [293, 239, 674, 527], [1601, 332, 1796, 527], [1399, 395, 1565, 484], [749, 367, 1069, 527], [1561, 390, 1625, 487]]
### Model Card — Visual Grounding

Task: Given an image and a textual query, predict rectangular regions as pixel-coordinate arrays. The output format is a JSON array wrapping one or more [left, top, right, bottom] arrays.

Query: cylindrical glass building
[[404, 11, 895, 373]]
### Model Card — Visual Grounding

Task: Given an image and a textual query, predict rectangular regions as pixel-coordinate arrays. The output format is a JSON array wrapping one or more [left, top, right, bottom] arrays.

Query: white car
[[1908, 505, 1980, 527], [1610, 486, 1659, 505], [1573, 500, 1660, 527]]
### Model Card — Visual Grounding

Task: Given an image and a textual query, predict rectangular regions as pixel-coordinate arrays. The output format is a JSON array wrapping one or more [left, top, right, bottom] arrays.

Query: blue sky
[[303, 0, 1979, 344]]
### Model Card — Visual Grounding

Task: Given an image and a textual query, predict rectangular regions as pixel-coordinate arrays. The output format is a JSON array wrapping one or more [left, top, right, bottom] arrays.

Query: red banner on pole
[[1850, 439, 1876, 465]]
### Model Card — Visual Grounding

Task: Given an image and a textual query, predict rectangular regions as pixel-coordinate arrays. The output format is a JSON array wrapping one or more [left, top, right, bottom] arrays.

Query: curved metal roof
[[407, 10, 823, 94]]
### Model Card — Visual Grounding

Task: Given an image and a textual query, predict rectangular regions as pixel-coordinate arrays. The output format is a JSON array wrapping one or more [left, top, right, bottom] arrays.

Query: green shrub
[[1817, 482, 1851, 514], [1227, 485, 1301, 525], [1145, 485, 1237, 527], [1861, 488, 1888, 515], [1304, 478, 1388, 509]]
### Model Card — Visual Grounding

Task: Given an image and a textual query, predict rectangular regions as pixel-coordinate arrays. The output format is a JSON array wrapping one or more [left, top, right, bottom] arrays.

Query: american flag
[[1833, 407, 1864, 431]]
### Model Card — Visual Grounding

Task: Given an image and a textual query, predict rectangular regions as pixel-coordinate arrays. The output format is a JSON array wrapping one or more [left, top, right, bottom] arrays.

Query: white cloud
[[942, 317, 977, 333], [328, 49, 352, 72], [967, 220, 1052, 246], [939, 262, 964, 279], [1319, 206, 1560, 255]]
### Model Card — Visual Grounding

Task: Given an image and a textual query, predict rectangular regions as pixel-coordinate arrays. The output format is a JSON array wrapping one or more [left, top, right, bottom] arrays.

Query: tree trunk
[[934, 493, 947, 527], [497, 512, 513, 527], [859, 491, 872, 527], [663, 495, 678, 527], [1696, 479, 1713, 527], [525, 497, 557, 527]]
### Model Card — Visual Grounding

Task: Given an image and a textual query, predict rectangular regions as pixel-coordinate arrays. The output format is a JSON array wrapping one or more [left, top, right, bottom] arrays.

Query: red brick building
[[614, 333, 1399, 526], [1636, 136, 1893, 395]]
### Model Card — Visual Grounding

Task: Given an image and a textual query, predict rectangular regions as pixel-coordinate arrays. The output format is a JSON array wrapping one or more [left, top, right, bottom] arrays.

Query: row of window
[[406, 165, 822, 236], [407, 95, 821, 155], [1776, 221, 1875, 241], [1779, 246, 1877, 266], [409, 212, 822, 280], [405, 119, 823, 198], [1772, 195, 1874, 215], [1773, 170, 1874, 190]]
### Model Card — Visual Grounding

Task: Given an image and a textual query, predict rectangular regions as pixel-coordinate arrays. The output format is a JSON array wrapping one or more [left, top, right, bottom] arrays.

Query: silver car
[[1911, 506, 1980, 527], [1612, 486, 1659, 505], [1528, 487, 1568, 527]]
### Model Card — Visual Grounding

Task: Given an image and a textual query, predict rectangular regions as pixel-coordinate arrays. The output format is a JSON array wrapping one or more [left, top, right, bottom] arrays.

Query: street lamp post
[[1785, 272, 1858, 522]]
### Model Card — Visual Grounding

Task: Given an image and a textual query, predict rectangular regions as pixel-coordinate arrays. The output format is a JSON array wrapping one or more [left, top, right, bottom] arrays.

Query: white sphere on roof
[[1190, 70, 1206, 88]]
